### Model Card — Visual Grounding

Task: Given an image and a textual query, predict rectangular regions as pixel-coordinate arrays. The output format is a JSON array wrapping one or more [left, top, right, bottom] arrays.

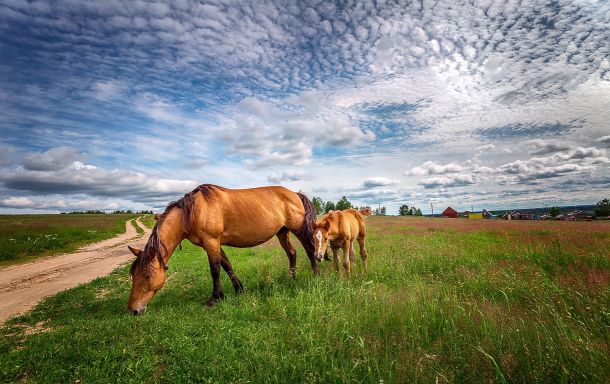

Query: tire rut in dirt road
[[0, 217, 152, 323]]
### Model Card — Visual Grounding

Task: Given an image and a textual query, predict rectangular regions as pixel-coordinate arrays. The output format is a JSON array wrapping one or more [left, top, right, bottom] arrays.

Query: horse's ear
[[310, 220, 317, 230], [154, 214, 160, 221], [128, 246, 141, 257], [323, 220, 330, 230]]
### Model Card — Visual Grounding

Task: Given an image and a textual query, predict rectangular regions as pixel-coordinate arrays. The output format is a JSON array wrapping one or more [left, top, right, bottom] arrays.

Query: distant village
[[441, 207, 600, 221]]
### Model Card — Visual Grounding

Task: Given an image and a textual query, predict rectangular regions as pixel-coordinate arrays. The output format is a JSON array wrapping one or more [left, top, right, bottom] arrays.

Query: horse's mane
[[130, 184, 225, 276], [295, 192, 317, 254]]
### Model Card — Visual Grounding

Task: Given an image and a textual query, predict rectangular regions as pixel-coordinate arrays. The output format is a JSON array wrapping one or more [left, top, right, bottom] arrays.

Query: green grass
[[140, 214, 157, 230], [0, 214, 140, 265], [2, 217, 610, 383]]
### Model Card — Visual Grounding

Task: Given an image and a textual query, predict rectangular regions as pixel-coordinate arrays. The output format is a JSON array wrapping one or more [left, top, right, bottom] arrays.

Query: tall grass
[[1, 217, 610, 383]]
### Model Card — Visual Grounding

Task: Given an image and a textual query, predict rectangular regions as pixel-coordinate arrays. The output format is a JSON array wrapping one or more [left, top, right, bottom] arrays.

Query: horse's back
[[342, 209, 366, 238], [192, 186, 307, 247]]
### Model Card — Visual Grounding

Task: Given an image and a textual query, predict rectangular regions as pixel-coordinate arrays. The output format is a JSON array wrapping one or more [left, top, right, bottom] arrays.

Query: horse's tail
[[296, 192, 317, 255]]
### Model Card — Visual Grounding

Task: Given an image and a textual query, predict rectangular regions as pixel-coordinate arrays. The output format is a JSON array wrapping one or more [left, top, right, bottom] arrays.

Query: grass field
[[0, 214, 141, 265], [2, 217, 610, 383]]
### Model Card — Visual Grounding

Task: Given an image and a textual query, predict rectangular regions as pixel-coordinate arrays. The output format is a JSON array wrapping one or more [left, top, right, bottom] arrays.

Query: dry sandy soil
[[0, 218, 151, 323]]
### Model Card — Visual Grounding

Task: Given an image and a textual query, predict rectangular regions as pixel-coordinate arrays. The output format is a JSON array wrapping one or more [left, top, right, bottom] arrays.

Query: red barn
[[442, 207, 458, 218]]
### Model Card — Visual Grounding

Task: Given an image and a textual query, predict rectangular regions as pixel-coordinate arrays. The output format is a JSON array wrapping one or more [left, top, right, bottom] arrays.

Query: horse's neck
[[158, 208, 187, 263]]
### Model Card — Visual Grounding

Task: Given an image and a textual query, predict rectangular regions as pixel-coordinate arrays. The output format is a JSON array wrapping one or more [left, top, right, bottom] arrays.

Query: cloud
[[21, 146, 88, 171], [0, 157, 199, 203], [419, 174, 476, 189], [596, 135, 610, 145], [405, 161, 465, 176], [0, 196, 121, 211], [267, 169, 312, 184], [345, 189, 400, 200], [0, 145, 16, 166], [184, 159, 210, 169], [223, 95, 375, 169], [527, 139, 571, 156], [362, 177, 399, 188]]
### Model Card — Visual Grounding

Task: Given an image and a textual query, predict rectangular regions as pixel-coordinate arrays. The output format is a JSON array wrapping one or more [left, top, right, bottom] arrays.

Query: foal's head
[[310, 219, 331, 261], [127, 246, 168, 315]]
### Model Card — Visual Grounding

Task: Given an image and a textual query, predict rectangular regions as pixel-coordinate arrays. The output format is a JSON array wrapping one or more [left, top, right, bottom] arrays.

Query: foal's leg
[[342, 240, 351, 277], [332, 245, 340, 272], [203, 242, 225, 307], [220, 248, 243, 294], [349, 240, 356, 266], [357, 236, 368, 271], [277, 227, 297, 278]]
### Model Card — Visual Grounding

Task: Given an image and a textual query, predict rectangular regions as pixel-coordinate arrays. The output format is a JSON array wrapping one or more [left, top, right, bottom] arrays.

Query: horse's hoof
[[204, 299, 216, 307]]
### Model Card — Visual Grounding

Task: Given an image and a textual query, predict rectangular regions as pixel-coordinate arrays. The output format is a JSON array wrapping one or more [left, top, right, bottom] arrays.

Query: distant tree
[[416, 208, 423, 216], [549, 206, 562, 217], [595, 198, 610, 217], [335, 196, 352, 211], [324, 201, 336, 213], [380, 207, 387, 216], [312, 197, 324, 215], [399, 205, 409, 216]]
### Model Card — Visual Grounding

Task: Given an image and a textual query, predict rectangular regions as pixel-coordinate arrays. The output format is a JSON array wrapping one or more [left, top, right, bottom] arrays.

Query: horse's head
[[360, 207, 374, 217], [127, 245, 167, 315], [310, 219, 331, 262]]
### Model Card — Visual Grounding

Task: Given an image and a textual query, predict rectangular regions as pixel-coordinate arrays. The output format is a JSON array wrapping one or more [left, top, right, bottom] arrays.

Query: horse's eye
[[145, 274, 152, 280]]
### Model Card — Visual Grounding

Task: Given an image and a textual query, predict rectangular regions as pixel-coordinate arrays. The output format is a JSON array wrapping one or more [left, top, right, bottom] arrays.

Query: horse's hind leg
[[220, 248, 243, 294], [277, 227, 297, 277], [342, 240, 352, 277], [349, 240, 356, 266], [357, 236, 368, 271]]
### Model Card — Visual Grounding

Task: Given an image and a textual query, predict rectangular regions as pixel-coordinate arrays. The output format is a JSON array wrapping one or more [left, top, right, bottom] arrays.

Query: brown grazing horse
[[127, 184, 318, 315], [359, 207, 374, 217], [311, 209, 368, 276]]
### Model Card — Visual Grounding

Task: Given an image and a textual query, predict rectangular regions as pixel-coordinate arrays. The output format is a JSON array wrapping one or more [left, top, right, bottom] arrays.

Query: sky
[[1, 0, 609, 215]]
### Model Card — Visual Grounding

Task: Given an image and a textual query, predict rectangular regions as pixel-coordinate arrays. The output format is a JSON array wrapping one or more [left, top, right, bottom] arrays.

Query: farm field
[[2, 216, 610, 383], [0, 214, 141, 266]]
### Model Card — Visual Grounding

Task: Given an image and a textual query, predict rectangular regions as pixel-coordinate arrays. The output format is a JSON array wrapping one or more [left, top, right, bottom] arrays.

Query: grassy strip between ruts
[[1, 217, 610, 383], [0, 214, 145, 266]]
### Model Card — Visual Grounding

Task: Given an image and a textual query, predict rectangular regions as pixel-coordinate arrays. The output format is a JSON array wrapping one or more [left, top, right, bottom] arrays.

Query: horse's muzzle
[[130, 307, 146, 316], [314, 253, 324, 262]]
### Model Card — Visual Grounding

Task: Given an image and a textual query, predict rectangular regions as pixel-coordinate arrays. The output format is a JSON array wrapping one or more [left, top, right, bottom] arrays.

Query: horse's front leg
[[203, 242, 225, 307]]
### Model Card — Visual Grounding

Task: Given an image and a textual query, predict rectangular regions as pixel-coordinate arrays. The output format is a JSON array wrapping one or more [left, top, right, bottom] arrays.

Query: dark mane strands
[[130, 184, 225, 277], [295, 192, 317, 255]]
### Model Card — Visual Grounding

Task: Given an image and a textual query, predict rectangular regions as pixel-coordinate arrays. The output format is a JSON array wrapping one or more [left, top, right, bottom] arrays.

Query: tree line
[[61, 210, 155, 214], [312, 196, 422, 216]]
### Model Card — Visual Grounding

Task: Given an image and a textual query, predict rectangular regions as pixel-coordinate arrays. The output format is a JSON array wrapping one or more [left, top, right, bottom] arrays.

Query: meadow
[[0, 214, 141, 266], [2, 216, 610, 383]]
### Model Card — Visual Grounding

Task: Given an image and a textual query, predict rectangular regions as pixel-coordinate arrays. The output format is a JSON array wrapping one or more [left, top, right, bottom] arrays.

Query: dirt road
[[0, 218, 152, 323]]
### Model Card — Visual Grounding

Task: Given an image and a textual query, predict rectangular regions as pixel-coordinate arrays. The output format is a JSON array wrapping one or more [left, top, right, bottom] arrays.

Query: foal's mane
[[130, 184, 225, 276]]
